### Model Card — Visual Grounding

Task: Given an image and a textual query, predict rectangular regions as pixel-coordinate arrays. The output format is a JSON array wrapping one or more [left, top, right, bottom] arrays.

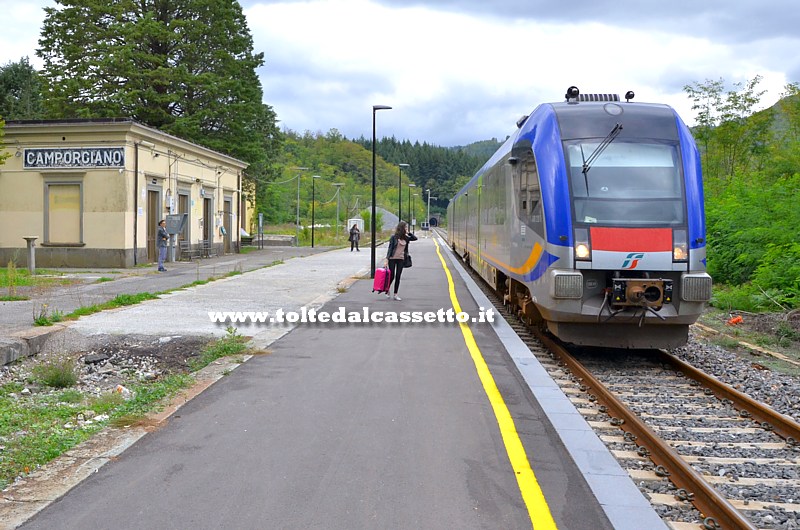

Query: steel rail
[[657, 350, 800, 444], [535, 332, 757, 530]]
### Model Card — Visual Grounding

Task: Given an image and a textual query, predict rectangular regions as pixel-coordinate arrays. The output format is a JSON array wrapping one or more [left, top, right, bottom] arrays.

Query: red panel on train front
[[590, 227, 672, 252]]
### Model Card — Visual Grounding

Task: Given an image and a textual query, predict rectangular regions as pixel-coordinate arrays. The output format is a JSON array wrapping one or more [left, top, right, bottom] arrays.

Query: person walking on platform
[[156, 219, 169, 272], [349, 223, 361, 252], [385, 221, 417, 301]]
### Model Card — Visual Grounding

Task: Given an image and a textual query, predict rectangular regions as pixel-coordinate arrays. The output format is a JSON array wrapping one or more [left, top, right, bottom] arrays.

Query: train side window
[[521, 153, 540, 220], [511, 161, 522, 213]]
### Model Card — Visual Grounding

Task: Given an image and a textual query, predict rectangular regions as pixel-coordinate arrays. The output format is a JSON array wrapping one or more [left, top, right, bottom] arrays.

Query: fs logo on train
[[621, 253, 645, 269]]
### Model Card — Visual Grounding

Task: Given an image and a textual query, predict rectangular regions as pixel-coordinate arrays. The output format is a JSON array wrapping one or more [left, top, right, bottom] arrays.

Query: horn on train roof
[[564, 86, 622, 103]]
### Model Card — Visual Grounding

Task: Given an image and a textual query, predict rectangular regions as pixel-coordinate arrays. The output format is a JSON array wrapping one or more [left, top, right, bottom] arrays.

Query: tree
[[0, 119, 10, 166], [0, 57, 45, 120], [684, 76, 768, 185], [36, 0, 281, 183]]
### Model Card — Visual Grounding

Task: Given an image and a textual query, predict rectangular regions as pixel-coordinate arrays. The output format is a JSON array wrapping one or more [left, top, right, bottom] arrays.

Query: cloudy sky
[[2, 0, 799, 146]]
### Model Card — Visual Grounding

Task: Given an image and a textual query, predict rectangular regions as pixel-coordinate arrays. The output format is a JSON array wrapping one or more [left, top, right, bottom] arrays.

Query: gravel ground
[[0, 331, 212, 396], [670, 329, 800, 425]]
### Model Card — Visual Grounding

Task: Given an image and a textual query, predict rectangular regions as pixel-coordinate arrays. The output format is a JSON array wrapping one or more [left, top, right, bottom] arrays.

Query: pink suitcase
[[372, 267, 392, 293]]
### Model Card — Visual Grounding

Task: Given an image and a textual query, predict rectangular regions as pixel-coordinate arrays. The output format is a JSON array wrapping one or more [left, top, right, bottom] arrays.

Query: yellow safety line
[[433, 238, 557, 530]]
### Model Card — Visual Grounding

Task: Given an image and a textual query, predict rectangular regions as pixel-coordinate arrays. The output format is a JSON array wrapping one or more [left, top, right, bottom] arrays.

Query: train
[[447, 87, 712, 348]]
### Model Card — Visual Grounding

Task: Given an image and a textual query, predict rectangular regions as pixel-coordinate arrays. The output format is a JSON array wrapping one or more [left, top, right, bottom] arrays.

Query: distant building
[[0, 119, 248, 267]]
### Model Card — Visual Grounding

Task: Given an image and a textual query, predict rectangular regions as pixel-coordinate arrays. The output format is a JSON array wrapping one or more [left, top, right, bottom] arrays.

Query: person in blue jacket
[[156, 220, 169, 272]]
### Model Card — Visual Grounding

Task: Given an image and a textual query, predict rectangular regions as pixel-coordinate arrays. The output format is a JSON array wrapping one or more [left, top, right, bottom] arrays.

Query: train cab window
[[565, 141, 685, 226]]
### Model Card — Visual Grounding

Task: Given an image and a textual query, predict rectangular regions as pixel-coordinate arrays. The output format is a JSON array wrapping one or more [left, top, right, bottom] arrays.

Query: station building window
[[44, 182, 83, 245]]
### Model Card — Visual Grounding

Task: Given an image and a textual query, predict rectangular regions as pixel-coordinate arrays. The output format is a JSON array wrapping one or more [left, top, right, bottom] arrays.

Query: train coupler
[[610, 278, 673, 310]]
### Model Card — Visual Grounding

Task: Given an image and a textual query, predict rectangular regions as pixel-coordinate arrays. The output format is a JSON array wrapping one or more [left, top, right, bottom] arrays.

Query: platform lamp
[[397, 163, 409, 221], [371, 104, 392, 278], [311, 175, 321, 248], [407, 183, 416, 229], [412, 192, 419, 234]]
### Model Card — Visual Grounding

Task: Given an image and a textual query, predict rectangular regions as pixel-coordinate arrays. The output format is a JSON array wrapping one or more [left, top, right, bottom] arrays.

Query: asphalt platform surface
[[4, 236, 665, 529]]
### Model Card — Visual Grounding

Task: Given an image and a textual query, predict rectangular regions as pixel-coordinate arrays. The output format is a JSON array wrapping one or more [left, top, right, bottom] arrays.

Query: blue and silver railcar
[[448, 88, 712, 348]]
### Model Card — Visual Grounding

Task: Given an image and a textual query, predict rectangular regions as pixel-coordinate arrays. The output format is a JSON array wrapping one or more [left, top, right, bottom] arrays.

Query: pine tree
[[36, 0, 281, 182]]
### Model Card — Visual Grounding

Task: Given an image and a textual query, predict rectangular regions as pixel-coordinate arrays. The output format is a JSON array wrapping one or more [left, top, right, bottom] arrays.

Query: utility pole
[[333, 183, 344, 239]]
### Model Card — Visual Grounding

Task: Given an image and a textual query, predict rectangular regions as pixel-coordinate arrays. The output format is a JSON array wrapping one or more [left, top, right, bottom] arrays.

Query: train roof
[[450, 98, 687, 202], [546, 100, 679, 141]]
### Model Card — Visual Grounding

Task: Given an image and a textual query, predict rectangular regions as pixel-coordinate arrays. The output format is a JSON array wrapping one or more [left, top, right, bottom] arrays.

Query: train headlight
[[673, 229, 688, 262], [574, 228, 591, 261]]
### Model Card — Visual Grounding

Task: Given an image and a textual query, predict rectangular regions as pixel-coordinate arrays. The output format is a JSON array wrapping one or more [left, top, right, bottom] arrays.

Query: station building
[[0, 118, 248, 268]]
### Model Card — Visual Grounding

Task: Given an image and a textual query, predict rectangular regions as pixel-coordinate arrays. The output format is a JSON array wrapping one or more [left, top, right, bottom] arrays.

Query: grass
[[697, 307, 800, 376], [0, 373, 193, 490], [61, 293, 160, 320], [188, 327, 248, 371], [0, 327, 251, 490], [96, 277, 114, 283], [29, 266, 259, 325], [107, 374, 194, 427], [0, 295, 28, 301], [30, 357, 78, 388], [31, 293, 161, 325], [251, 222, 387, 248], [710, 335, 742, 350], [0, 267, 71, 289]]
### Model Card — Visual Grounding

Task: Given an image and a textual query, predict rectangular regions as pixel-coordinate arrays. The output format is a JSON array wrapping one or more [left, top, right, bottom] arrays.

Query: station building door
[[146, 188, 161, 261]]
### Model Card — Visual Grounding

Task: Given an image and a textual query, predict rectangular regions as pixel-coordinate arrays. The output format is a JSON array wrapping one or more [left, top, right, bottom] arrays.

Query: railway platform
[[7, 236, 665, 529]]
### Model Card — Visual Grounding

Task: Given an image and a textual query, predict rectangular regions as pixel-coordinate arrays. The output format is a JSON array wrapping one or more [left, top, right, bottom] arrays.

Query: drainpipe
[[237, 171, 241, 249], [133, 142, 139, 266]]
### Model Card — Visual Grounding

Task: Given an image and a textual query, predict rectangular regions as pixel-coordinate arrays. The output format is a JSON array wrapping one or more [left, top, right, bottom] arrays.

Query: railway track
[[440, 232, 800, 529], [539, 337, 800, 530]]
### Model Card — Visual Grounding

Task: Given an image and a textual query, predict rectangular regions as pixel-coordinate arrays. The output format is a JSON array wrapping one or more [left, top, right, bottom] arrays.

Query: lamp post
[[371, 104, 392, 278], [426, 189, 437, 238], [412, 192, 418, 234], [293, 167, 309, 245], [397, 163, 409, 221], [333, 183, 344, 239], [311, 175, 321, 248], [407, 183, 416, 228]]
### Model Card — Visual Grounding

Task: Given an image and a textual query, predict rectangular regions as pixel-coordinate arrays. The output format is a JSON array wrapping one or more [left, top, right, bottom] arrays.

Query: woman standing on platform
[[384, 221, 417, 301], [349, 223, 361, 251]]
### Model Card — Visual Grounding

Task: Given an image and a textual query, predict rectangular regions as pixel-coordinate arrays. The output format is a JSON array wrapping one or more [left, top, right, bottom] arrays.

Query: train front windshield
[[565, 140, 685, 226]]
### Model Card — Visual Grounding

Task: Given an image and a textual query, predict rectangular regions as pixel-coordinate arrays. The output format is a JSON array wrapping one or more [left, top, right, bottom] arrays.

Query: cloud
[[368, 0, 800, 44], [247, 0, 795, 144], [3, 0, 799, 146], [0, 1, 47, 68]]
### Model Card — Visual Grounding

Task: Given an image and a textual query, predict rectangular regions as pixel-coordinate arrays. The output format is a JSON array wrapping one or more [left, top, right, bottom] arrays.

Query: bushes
[[706, 172, 800, 310]]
